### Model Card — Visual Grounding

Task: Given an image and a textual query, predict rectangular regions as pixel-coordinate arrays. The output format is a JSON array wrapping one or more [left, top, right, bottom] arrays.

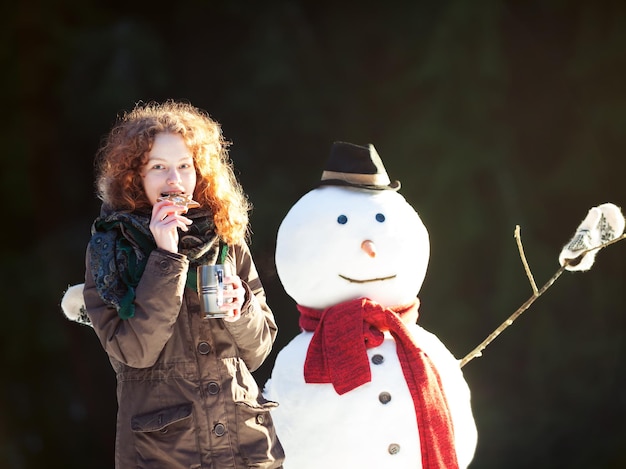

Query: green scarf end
[[118, 288, 136, 320], [186, 269, 198, 292], [218, 242, 229, 264]]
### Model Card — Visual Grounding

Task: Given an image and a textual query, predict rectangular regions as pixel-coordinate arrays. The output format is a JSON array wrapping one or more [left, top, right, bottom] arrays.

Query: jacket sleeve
[[83, 246, 189, 368], [224, 242, 278, 372]]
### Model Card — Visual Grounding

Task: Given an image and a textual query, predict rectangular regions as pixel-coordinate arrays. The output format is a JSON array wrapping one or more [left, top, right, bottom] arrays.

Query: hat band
[[321, 170, 391, 187]]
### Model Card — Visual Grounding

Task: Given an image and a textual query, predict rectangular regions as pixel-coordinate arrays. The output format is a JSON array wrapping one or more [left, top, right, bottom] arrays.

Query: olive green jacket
[[84, 242, 284, 469]]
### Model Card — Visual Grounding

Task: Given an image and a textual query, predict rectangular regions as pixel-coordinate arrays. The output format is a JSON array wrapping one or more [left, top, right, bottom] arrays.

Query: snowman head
[[275, 142, 429, 310]]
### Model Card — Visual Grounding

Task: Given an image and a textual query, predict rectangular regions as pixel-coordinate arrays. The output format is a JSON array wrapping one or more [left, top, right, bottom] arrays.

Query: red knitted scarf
[[298, 298, 459, 469]]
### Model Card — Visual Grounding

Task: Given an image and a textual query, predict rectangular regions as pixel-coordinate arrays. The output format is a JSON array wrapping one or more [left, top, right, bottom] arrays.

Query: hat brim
[[318, 179, 401, 191]]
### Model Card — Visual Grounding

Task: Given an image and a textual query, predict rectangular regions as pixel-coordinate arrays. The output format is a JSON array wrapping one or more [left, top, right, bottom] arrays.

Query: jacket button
[[255, 414, 265, 425], [388, 443, 400, 455], [214, 423, 226, 436], [378, 392, 392, 404], [197, 341, 211, 355], [207, 382, 220, 395], [371, 354, 384, 365]]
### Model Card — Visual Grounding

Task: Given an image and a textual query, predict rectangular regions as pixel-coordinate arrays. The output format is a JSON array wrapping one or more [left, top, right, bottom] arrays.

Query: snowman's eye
[[375, 213, 385, 223], [337, 214, 348, 225]]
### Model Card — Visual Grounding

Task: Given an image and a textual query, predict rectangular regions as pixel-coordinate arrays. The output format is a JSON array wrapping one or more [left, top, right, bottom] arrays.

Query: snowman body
[[264, 186, 477, 468]]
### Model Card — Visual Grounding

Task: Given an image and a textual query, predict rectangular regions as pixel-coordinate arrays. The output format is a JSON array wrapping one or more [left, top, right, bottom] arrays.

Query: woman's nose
[[361, 240, 376, 258], [167, 169, 182, 184]]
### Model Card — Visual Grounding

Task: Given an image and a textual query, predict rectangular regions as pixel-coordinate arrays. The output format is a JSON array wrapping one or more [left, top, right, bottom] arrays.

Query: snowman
[[264, 142, 478, 469]]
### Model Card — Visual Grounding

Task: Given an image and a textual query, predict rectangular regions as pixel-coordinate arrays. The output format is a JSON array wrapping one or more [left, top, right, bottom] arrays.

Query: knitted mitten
[[559, 203, 625, 271]]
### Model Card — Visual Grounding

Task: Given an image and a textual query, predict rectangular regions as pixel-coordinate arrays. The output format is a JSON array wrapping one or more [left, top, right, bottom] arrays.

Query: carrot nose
[[361, 240, 376, 258]]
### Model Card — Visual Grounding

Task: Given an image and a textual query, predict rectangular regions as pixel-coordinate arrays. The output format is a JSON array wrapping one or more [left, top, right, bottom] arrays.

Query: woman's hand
[[221, 275, 246, 322], [149, 200, 192, 253]]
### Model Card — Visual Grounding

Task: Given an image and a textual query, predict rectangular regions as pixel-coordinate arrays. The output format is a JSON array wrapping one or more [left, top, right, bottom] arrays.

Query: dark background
[[2, 1, 625, 468]]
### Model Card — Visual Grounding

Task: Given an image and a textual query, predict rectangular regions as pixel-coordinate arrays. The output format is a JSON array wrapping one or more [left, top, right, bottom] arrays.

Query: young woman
[[82, 100, 284, 468]]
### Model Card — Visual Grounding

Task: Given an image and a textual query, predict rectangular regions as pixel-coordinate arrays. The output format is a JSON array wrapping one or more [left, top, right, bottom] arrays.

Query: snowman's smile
[[338, 273, 397, 284]]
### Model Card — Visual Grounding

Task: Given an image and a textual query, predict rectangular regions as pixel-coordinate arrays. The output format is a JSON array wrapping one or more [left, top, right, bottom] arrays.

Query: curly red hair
[[95, 100, 250, 245]]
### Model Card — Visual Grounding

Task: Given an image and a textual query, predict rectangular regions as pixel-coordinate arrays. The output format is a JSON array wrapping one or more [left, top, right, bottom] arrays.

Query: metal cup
[[197, 264, 230, 318]]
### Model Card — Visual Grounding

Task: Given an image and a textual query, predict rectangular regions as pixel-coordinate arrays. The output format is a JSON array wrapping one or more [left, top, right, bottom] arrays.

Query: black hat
[[318, 142, 401, 191]]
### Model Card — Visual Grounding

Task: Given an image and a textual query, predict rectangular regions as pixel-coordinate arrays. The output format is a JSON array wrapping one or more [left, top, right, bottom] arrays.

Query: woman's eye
[[337, 214, 348, 225], [375, 213, 385, 223]]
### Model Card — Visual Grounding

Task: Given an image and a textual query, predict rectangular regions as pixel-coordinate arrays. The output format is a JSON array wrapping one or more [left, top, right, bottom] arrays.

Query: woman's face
[[141, 132, 197, 206]]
